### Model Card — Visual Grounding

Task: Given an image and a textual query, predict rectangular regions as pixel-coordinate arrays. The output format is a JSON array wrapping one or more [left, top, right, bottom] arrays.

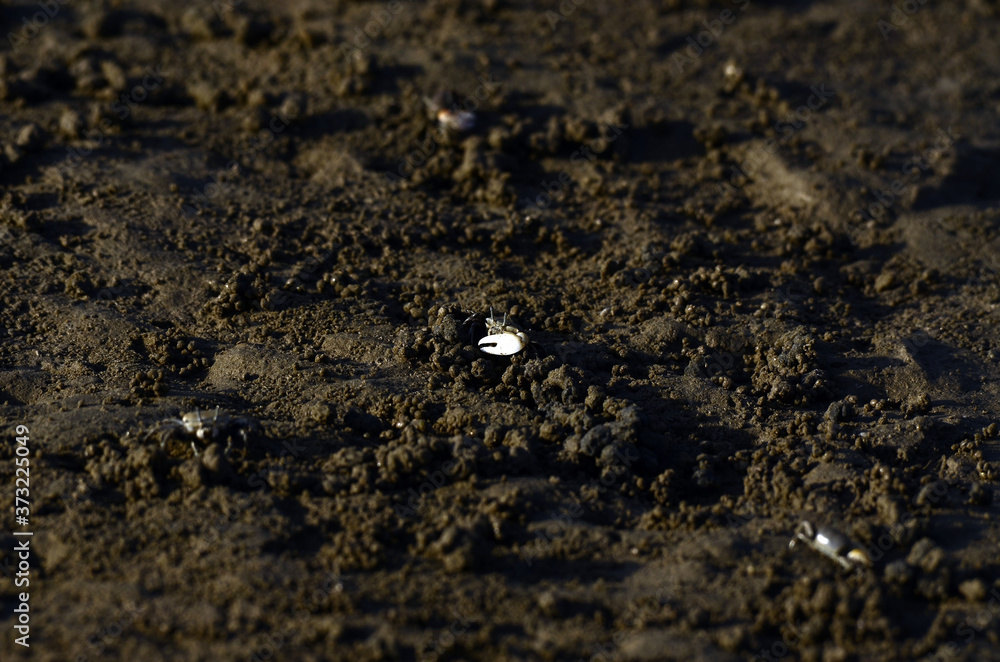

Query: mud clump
[[748, 327, 831, 405]]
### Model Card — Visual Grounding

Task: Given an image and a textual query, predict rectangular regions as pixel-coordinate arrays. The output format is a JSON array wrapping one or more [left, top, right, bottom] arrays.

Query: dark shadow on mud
[[369, 63, 423, 96], [297, 108, 372, 137], [625, 121, 702, 163], [503, 557, 643, 584], [912, 142, 1000, 209], [823, 355, 897, 402], [902, 338, 984, 391]]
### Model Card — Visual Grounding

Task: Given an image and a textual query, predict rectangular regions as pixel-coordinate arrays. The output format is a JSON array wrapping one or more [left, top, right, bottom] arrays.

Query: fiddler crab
[[465, 308, 529, 356], [424, 89, 476, 133], [789, 520, 871, 570], [145, 408, 258, 457]]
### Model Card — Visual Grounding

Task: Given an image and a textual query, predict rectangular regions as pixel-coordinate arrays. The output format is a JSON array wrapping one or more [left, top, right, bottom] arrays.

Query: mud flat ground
[[2, 0, 1000, 660]]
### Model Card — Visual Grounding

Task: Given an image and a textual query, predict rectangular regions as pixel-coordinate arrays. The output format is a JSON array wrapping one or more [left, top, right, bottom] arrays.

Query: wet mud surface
[[2, 0, 1000, 660]]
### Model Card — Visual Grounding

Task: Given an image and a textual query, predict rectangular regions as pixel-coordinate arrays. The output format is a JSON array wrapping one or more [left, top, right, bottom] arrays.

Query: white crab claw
[[478, 332, 527, 356]]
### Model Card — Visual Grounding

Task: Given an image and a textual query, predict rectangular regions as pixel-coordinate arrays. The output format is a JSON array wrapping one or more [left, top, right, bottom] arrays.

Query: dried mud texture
[[2, 0, 1000, 660]]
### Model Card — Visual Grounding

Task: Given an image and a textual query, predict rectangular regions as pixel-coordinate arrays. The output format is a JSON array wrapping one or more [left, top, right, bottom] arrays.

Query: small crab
[[423, 89, 476, 132], [472, 308, 529, 356], [145, 407, 257, 456], [789, 520, 871, 570]]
